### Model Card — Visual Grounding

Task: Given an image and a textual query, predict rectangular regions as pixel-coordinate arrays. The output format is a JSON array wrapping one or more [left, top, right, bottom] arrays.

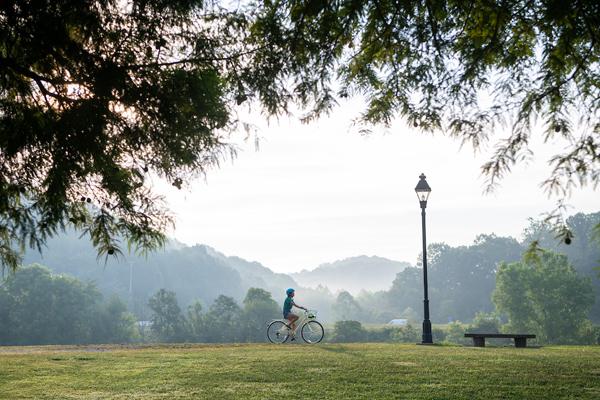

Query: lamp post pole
[[420, 198, 432, 344], [415, 173, 433, 344]]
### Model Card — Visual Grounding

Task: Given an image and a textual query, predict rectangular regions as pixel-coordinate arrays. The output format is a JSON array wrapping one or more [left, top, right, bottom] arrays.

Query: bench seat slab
[[465, 333, 535, 348]]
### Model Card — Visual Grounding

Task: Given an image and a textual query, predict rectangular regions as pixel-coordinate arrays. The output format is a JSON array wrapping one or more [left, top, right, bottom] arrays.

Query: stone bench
[[464, 333, 536, 348]]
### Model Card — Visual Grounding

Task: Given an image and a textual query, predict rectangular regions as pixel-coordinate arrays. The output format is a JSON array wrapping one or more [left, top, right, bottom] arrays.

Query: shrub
[[444, 321, 469, 345], [390, 324, 419, 343], [468, 312, 502, 333], [330, 320, 367, 343], [366, 326, 396, 342], [576, 321, 600, 345], [432, 327, 447, 342]]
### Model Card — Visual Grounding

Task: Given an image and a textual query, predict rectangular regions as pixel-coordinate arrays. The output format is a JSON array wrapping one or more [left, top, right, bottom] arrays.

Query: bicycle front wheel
[[267, 320, 289, 344], [301, 320, 324, 344]]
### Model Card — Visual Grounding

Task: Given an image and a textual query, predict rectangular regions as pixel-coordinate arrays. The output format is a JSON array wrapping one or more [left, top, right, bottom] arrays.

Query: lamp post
[[415, 173, 433, 344]]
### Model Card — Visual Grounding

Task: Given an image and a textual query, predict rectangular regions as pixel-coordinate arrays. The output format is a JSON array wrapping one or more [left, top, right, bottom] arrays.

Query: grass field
[[1, 343, 600, 399]]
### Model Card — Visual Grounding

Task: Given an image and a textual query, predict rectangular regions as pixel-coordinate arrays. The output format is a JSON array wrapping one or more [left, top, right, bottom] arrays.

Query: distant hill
[[21, 232, 299, 318], [18, 235, 407, 322], [291, 256, 412, 294], [201, 246, 297, 295]]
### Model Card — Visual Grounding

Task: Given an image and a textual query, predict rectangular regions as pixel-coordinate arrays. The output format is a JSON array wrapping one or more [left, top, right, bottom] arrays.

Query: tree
[[187, 300, 205, 342], [493, 251, 594, 343], [240, 288, 279, 342], [385, 267, 422, 320], [428, 235, 523, 321], [203, 295, 242, 342], [383, 235, 522, 323], [23, 237, 246, 319], [0, 264, 101, 344], [523, 213, 600, 274], [0, 263, 136, 345], [91, 296, 138, 344], [0, 0, 289, 271], [251, 1, 600, 236], [0, 265, 57, 343], [400, 307, 419, 324], [3, 2, 599, 272], [523, 212, 600, 321], [148, 289, 187, 342], [332, 290, 363, 321], [0, 285, 9, 343], [355, 290, 395, 323]]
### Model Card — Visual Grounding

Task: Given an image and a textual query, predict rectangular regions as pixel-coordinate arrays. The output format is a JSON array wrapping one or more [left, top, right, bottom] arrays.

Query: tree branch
[[123, 46, 267, 70]]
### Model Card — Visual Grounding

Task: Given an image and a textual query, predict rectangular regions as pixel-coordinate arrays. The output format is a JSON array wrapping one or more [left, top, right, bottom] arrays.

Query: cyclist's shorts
[[284, 312, 297, 320]]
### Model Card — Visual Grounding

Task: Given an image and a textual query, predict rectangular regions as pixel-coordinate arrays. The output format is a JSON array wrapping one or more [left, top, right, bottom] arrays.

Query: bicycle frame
[[273, 310, 316, 334], [267, 309, 324, 344], [285, 310, 312, 334]]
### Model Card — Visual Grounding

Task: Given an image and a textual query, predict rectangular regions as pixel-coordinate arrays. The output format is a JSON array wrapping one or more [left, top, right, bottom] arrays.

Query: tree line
[[333, 212, 600, 329], [17, 211, 600, 328], [146, 287, 280, 343], [0, 265, 136, 345], [0, 265, 282, 345], [1, 212, 598, 345], [1, 250, 598, 345], [148, 248, 600, 346], [332, 250, 598, 345], [21, 238, 296, 321]]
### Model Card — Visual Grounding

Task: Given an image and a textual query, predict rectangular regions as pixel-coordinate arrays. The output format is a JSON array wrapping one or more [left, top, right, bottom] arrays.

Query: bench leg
[[514, 338, 527, 348], [473, 337, 485, 347]]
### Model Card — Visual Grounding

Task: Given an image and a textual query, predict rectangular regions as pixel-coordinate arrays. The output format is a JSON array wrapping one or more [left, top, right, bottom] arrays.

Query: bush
[[390, 324, 419, 343], [330, 320, 367, 343], [444, 321, 469, 345], [468, 312, 501, 333], [576, 321, 600, 345], [432, 327, 447, 342], [366, 326, 396, 342]]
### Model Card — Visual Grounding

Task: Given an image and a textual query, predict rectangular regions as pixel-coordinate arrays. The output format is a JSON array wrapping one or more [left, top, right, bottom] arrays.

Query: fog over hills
[[15, 211, 600, 324], [20, 232, 408, 319], [202, 246, 297, 295], [292, 256, 412, 294]]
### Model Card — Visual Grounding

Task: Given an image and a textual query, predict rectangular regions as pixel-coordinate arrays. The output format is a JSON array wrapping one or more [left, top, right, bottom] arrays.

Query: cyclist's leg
[[287, 313, 299, 335]]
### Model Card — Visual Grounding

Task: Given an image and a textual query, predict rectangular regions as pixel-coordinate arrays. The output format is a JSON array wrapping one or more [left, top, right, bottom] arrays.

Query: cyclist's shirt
[[283, 296, 294, 318]]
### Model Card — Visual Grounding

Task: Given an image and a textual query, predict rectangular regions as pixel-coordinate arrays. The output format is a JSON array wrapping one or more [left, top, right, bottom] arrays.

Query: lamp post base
[[422, 319, 433, 344]]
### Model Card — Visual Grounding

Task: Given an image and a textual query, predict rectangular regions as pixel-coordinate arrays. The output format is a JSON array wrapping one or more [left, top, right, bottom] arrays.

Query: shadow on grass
[[318, 345, 365, 358]]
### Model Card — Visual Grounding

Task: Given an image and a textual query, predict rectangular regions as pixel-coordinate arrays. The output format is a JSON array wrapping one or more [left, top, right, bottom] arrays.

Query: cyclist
[[283, 288, 307, 340]]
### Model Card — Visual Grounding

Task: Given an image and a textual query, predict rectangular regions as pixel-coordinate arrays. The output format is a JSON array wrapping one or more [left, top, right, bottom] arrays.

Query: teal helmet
[[286, 288, 295, 296]]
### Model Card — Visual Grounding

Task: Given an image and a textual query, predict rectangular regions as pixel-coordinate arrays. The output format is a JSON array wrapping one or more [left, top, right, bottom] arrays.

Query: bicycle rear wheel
[[301, 320, 324, 344], [267, 320, 289, 344]]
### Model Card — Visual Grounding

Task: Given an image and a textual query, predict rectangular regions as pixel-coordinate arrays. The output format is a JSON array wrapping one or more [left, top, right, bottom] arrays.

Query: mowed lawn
[[1, 343, 600, 399]]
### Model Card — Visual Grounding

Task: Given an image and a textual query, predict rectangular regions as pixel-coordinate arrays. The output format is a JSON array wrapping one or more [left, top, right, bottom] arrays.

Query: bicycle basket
[[307, 310, 317, 319]]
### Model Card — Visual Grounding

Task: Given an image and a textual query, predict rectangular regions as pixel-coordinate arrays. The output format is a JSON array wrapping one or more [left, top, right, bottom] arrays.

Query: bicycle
[[266, 309, 324, 344]]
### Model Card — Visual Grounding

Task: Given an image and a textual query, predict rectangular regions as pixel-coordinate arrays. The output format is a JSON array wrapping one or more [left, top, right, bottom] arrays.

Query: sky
[[158, 99, 598, 273]]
